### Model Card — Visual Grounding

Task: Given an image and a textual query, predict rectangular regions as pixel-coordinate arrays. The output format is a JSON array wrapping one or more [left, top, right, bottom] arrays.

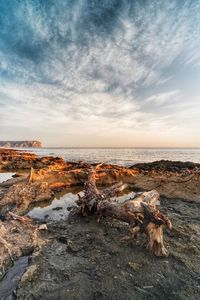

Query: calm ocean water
[[25, 148, 200, 167]]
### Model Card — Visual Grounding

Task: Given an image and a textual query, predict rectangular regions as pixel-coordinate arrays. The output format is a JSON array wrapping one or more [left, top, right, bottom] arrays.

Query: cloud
[[144, 90, 180, 106], [0, 0, 200, 146]]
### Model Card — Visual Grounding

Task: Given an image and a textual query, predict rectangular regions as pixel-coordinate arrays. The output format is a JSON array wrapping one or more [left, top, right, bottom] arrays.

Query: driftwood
[[76, 165, 127, 216], [76, 165, 172, 256], [8, 212, 32, 224]]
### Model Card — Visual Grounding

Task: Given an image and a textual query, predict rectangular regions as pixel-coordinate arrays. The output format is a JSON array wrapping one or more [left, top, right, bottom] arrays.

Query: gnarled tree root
[[76, 165, 172, 256]]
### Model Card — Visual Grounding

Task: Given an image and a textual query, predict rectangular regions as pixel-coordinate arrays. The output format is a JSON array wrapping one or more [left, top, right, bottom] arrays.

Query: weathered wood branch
[[76, 165, 172, 256], [8, 212, 32, 224], [76, 166, 127, 215]]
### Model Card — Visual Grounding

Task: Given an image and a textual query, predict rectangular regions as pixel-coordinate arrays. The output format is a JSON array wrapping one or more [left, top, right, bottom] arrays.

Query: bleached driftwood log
[[76, 165, 172, 256]]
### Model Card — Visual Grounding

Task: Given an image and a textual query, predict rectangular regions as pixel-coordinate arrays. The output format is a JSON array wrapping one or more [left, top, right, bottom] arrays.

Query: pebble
[[38, 224, 48, 230]]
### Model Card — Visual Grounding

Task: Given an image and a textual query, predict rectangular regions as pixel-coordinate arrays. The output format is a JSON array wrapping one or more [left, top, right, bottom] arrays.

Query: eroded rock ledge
[[0, 149, 200, 210]]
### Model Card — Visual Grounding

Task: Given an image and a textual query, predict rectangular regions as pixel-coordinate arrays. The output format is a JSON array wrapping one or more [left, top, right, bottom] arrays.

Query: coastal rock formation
[[1, 149, 200, 203], [0, 148, 65, 170], [131, 160, 200, 202], [1, 181, 53, 215], [0, 216, 45, 273], [132, 159, 200, 173], [0, 140, 42, 148], [0, 149, 200, 299]]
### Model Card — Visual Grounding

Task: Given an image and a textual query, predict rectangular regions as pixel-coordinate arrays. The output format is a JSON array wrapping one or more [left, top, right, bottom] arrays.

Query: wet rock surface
[[0, 256, 29, 300], [0, 218, 46, 272], [132, 159, 200, 173], [16, 207, 200, 300]]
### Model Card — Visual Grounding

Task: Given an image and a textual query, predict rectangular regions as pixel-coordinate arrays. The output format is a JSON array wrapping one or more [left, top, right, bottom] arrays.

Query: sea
[[24, 148, 200, 167]]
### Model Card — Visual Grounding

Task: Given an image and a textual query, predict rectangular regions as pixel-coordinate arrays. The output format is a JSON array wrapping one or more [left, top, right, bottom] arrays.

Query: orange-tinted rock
[[1, 181, 53, 214], [1, 148, 200, 207], [0, 148, 66, 171]]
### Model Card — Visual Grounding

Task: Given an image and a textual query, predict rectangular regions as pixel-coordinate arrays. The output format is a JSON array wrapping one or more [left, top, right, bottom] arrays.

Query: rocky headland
[[0, 148, 199, 299], [0, 140, 42, 148]]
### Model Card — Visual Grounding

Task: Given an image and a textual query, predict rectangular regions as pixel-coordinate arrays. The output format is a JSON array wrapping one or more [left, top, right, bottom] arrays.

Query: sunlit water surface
[[0, 172, 15, 184], [28, 190, 136, 221], [25, 148, 200, 166]]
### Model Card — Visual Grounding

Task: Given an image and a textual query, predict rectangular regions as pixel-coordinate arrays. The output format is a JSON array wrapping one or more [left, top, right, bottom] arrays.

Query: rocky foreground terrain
[[0, 148, 199, 299]]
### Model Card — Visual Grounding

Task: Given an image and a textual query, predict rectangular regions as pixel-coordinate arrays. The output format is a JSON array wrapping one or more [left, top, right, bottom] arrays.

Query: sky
[[0, 0, 200, 147]]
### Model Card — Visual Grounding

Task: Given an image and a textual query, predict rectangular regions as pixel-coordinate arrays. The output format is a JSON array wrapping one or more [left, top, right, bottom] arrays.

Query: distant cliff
[[0, 141, 42, 148]]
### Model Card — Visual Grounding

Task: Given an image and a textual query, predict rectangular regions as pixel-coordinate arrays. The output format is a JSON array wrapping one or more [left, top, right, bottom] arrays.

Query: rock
[[132, 160, 200, 173], [52, 207, 63, 211], [1, 148, 200, 207], [0, 220, 45, 272], [0, 141, 42, 148], [127, 262, 141, 272], [20, 264, 38, 283], [0, 148, 67, 171], [0, 181, 53, 214], [38, 224, 48, 231], [0, 214, 6, 221]]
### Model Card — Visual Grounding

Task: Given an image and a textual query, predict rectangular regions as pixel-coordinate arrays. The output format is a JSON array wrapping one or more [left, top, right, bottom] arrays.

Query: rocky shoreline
[[1, 148, 200, 204], [0, 148, 200, 299]]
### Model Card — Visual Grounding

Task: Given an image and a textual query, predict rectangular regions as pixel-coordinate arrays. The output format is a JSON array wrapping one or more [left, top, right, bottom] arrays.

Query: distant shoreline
[[32, 146, 200, 149], [0, 140, 42, 148]]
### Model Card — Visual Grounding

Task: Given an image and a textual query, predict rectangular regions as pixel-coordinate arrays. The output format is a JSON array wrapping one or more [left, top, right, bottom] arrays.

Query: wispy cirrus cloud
[[144, 90, 180, 106], [0, 0, 200, 146]]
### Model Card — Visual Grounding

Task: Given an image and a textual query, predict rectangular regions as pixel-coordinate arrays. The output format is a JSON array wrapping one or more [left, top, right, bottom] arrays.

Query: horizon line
[[40, 146, 200, 149]]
